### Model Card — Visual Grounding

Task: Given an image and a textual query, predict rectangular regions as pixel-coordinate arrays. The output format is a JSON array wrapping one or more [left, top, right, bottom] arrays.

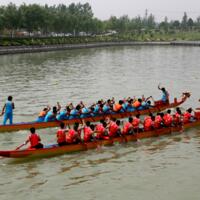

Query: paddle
[[15, 142, 26, 150]]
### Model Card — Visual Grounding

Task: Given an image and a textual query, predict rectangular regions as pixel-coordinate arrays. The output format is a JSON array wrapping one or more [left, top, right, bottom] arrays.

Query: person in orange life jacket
[[144, 113, 154, 131], [66, 123, 82, 144], [122, 117, 134, 135], [183, 108, 194, 123], [95, 120, 108, 140], [163, 110, 173, 127], [173, 107, 182, 126], [113, 100, 125, 112], [132, 114, 143, 133], [108, 119, 121, 137], [133, 98, 143, 110], [2, 96, 15, 125], [83, 121, 95, 142], [56, 122, 68, 146], [36, 105, 51, 122], [154, 113, 163, 129], [24, 127, 43, 149], [158, 84, 169, 103]]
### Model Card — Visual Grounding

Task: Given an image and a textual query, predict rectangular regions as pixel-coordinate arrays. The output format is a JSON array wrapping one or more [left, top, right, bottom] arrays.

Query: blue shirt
[[5, 101, 13, 114]]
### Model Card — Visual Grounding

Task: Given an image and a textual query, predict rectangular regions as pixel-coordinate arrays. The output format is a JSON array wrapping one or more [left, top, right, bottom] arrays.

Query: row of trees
[[0, 3, 200, 37]]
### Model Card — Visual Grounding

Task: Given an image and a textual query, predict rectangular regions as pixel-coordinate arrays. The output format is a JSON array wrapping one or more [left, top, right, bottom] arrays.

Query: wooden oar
[[15, 143, 26, 150]]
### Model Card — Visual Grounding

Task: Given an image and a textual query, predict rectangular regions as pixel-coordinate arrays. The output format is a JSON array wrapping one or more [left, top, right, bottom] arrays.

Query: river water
[[0, 45, 200, 200]]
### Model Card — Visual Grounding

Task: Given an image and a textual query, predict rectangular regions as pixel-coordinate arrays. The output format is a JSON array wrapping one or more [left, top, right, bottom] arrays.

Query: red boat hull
[[0, 93, 189, 132], [1, 119, 199, 159]]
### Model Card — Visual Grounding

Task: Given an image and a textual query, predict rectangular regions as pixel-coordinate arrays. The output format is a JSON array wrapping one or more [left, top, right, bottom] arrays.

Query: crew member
[[132, 114, 142, 132], [1, 96, 15, 125], [183, 108, 193, 123], [56, 122, 67, 146], [36, 106, 51, 122], [24, 127, 43, 149], [163, 110, 173, 127], [66, 124, 82, 144], [44, 102, 61, 122], [158, 84, 169, 103], [95, 120, 108, 139], [108, 119, 121, 137], [122, 117, 134, 135]]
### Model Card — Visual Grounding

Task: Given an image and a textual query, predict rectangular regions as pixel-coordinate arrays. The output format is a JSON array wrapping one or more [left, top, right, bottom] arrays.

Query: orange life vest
[[96, 124, 105, 139], [183, 112, 191, 123], [163, 113, 173, 126], [28, 133, 40, 148], [132, 117, 140, 128], [84, 126, 93, 142], [109, 121, 118, 137], [133, 100, 141, 108], [144, 117, 153, 131], [113, 103, 122, 112], [154, 115, 162, 128], [173, 113, 181, 124], [38, 111, 47, 117], [57, 129, 66, 144], [66, 129, 76, 144], [122, 122, 132, 135]]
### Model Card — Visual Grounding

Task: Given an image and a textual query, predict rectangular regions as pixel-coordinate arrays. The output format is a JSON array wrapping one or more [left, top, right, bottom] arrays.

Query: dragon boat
[[1, 110, 200, 159], [0, 92, 190, 133]]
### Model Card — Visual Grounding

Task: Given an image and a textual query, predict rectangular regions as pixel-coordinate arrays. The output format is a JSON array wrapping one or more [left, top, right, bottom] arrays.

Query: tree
[[3, 3, 21, 36], [181, 12, 188, 30], [187, 18, 194, 30]]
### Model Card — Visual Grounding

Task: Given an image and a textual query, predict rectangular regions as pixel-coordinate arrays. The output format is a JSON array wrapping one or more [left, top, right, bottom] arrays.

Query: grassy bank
[[0, 31, 200, 46]]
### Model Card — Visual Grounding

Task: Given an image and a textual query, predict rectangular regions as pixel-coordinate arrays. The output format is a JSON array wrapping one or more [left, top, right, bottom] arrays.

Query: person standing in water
[[1, 96, 15, 125]]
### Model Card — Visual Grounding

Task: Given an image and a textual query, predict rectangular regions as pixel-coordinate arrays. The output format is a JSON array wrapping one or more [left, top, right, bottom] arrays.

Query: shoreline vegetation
[[0, 41, 200, 55], [0, 2, 200, 54]]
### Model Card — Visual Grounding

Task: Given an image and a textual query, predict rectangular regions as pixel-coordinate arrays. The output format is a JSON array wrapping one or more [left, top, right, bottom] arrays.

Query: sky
[[1, 0, 200, 21]]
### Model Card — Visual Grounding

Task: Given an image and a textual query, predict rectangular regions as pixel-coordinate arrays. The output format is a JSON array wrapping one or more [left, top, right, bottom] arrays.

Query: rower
[[183, 108, 194, 123], [132, 114, 142, 133], [57, 106, 71, 120], [154, 113, 163, 129], [83, 121, 95, 142], [36, 105, 51, 122], [44, 102, 61, 122], [103, 100, 111, 113], [113, 100, 124, 112], [95, 120, 108, 140], [163, 110, 173, 127], [173, 107, 182, 126], [69, 105, 81, 119], [126, 99, 135, 112], [133, 98, 142, 110], [66, 123, 82, 144], [158, 84, 169, 104], [144, 113, 154, 131], [92, 101, 103, 116], [57, 122, 67, 146], [1, 96, 15, 125], [80, 105, 91, 118], [24, 127, 43, 149], [122, 117, 134, 135], [108, 119, 121, 137]]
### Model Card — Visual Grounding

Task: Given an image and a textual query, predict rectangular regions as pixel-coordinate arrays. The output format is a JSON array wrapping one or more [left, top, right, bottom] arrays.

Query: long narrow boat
[[1, 117, 199, 159], [0, 92, 190, 133]]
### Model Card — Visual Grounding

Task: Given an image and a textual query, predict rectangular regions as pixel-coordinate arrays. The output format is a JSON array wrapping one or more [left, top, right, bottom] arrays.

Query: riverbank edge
[[0, 41, 200, 55]]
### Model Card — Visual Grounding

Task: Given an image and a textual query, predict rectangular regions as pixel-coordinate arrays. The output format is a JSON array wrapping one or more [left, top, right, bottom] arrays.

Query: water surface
[[0, 46, 200, 200]]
